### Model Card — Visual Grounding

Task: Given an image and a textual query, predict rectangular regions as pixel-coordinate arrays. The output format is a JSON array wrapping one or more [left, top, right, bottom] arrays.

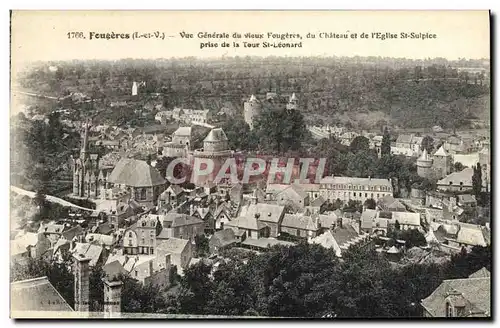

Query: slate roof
[[386, 246, 400, 254], [156, 238, 189, 255], [391, 211, 421, 227], [210, 229, 236, 248], [62, 225, 84, 240], [39, 224, 65, 234], [360, 209, 378, 229], [437, 168, 473, 187], [103, 260, 127, 279], [108, 158, 166, 187], [320, 176, 392, 187], [310, 195, 326, 207], [377, 195, 406, 212], [164, 184, 184, 196], [331, 225, 362, 246], [204, 128, 228, 142], [173, 126, 192, 137], [243, 203, 285, 223], [241, 238, 295, 249], [281, 214, 319, 231], [226, 215, 266, 231], [421, 276, 490, 317], [277, 184, 308, 200], [11, 232, 39, 256], [11, 277, 74, 312], [53, 238, 71, 255], [457, 194, 477, 205], [71, 243, 103, 266], [310, 231, 341, 256], [396, 134, 413, 144], [85, 233, 114, 246], [318, 213, 339, 229], [164, 213, 204, 228], [469, 268, 490, 279], [418, 149, 431, 161], [434, 145, 450, 157], [456, 227, 488, 247]]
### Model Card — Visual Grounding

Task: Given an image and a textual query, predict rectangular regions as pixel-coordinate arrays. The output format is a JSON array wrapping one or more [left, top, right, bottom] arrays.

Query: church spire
[[81, 118, 90, 159]]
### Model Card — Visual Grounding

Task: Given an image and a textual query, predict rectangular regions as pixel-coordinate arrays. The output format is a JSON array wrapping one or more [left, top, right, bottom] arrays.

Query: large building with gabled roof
[[421, 268, 491, 317], [107, 158, 166, 207]]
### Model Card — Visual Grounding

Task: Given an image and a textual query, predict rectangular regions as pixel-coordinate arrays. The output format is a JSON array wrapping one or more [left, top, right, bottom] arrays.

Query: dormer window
[[446, 302, 454, 317]]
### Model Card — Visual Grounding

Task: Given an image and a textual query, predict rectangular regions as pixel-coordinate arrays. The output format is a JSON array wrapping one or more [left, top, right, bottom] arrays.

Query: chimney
[[449, 197, 456, 212], [103, 278, 123, 318], [165, 253, 171, 269], [73, 254, 91, 313]]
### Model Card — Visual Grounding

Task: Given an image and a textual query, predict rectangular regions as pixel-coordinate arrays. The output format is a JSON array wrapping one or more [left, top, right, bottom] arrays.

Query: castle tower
[[103, 278, 123, 318], [416, 148, 433, 178], [73, 254, 91, 313], [193, 128, 232, 186], [286, 92, 298, 111], [243, 94, 261, 130], [432, 145, 453, 179]]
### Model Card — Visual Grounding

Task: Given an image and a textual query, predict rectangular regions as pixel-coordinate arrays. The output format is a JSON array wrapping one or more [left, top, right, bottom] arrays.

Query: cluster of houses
[[155, 108, 214, 126], [11, 87, 491, 317]]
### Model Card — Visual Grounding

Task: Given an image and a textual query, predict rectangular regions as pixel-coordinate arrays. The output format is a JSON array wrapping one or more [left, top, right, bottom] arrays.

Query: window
[[128, 240, 132, 247], [141, 238, 145, 244], [150, 247, 154, 254], [296, 229, 301, 237], [128, 232, 132, 237], [353, 192, 356, 197], [140, 188, 147, 200], [365, 193, 368, 198]]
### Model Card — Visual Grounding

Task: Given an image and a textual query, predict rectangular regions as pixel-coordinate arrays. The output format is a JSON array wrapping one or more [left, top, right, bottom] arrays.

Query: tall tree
[[254, 103, 307, 153], [349, 136, 370, 153], [421, 135, 434, 153], [381, 127, 391, 157], [472, 163, 483, 198]]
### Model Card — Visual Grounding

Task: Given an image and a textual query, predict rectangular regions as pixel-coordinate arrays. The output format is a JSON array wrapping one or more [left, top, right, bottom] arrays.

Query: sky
[[11, 10, 490, 71]]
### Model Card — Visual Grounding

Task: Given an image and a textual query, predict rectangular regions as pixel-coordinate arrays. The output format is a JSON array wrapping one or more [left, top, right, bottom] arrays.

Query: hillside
[[14, 56, 490, 129]]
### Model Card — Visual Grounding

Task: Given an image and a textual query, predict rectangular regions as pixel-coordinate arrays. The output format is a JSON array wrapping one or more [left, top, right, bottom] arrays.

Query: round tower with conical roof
[[243, 94, 261, 130], [432, 145, 453, 179], [416, 148, 433, 178]]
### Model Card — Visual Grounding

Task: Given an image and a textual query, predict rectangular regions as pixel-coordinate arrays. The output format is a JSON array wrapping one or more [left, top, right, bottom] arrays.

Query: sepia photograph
[[9, 10, 491, 319]]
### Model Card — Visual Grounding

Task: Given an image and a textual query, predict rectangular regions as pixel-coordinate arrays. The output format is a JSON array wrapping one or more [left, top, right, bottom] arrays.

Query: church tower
[[72, 119, 100, 198]]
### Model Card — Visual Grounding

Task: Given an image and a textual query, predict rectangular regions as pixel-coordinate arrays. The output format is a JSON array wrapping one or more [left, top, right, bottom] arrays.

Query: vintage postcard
[[10, 10, 491, 319]]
